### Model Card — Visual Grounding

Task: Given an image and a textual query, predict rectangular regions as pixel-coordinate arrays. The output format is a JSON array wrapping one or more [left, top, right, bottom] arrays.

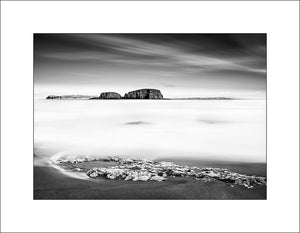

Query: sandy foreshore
[[34, 158, 266, 200]]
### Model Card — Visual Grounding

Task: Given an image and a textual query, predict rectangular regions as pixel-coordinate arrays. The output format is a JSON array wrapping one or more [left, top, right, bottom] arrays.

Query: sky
[[34, 34, 266, 99]]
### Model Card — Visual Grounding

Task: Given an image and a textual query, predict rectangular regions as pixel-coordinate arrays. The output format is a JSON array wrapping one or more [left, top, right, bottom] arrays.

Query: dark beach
[[34, 158, 266, 200]]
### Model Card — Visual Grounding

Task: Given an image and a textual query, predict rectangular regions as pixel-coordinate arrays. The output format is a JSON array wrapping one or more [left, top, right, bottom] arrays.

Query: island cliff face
[[124, 89, 163, 99], [99, 92, 122, 99]]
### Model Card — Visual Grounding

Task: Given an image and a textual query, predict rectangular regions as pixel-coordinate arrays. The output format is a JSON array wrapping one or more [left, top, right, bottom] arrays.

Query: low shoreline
[[34, 155, 266, 200]]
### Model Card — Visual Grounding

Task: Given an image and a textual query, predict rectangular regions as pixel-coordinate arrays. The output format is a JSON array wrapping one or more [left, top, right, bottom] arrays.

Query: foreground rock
[[99, 92, 122, 99], [124, 89, 163, 99], [56, 156, 266, 188]]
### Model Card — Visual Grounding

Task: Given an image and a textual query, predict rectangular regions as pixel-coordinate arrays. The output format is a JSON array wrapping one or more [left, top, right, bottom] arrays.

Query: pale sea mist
[[34, 99, 266, 163]]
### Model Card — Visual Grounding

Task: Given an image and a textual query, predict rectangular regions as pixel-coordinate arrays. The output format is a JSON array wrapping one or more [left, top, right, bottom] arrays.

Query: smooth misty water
[[34, 100, 266, 163]]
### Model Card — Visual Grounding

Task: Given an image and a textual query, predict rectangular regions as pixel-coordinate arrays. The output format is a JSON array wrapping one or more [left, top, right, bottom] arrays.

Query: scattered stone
[[88, 171, 99, 178], [133, 174, 151, 181], [201, 177, 213, 182]]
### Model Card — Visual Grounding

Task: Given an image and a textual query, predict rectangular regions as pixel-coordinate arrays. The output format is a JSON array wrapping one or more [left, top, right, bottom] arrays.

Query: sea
[[34, 99, 266, 163]]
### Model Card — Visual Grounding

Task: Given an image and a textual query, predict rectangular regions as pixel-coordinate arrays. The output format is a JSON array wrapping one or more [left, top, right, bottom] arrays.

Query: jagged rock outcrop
[[124, 89, 163, 99], [99, 92, 122, 99], [56, 156, 267, 188], [46, 95, 98, 100]]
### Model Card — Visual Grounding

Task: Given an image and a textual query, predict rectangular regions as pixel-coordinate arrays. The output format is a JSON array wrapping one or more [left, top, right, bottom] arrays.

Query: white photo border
[[1, 1, 299, 232]]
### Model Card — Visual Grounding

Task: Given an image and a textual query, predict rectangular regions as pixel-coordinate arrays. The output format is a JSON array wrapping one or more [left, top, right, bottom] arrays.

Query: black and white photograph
[[34, 33, 267, 200], [1, 1, 299, 232]]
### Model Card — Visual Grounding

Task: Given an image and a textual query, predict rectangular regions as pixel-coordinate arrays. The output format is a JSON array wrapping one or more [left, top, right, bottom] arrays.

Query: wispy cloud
[[34, 34, 266, 99], [38, 34, 265, 75]]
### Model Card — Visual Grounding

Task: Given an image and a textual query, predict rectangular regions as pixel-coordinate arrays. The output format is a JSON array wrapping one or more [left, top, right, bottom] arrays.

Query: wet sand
[[34, 159, 266, 200]]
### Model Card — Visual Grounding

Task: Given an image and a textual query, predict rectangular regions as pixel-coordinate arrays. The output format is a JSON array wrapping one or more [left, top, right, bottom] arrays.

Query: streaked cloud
[[34, 34, 266, 99]]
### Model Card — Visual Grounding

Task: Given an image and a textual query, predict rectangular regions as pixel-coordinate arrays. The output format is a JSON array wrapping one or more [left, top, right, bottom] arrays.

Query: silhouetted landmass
[[46, 90, 234, 100], [46, 95, 98, 100], [99, 92, 122, 99], [124, 89, 163, 99]]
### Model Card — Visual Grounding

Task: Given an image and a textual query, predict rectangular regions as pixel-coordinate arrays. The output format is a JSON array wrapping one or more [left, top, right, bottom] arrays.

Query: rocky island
[[99, 92, 122, 99], [45, 89, 237, 100], [46, 88, 164, 100], [124, 89, 163, 99], [56, 156, 267, 189]]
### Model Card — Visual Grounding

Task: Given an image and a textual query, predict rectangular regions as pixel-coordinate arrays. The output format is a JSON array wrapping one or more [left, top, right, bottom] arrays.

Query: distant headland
[[46, 89, 163, 100], [46, 88, 234, 100]]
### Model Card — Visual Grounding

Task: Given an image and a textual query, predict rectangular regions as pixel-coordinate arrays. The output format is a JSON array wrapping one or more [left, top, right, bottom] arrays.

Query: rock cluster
[[124, 89, 163, 99], [56, 156, 266, 188], [47, 89, 164, 100]]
